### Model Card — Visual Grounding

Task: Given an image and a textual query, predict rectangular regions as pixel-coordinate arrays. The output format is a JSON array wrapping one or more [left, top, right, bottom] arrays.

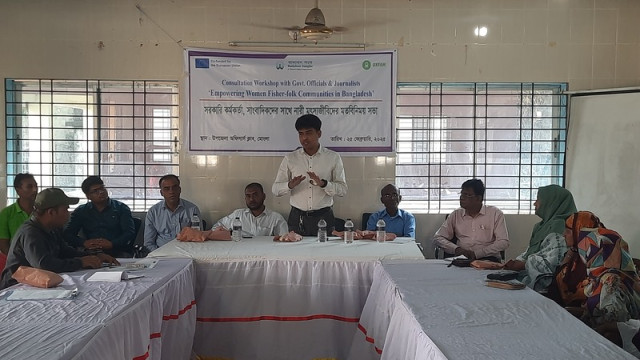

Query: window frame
[[395, 82, 568, 214], [5, 79, 180, 212]]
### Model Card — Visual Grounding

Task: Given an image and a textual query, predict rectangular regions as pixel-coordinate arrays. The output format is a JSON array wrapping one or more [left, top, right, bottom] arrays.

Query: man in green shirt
[[0, 173, 38, 255]]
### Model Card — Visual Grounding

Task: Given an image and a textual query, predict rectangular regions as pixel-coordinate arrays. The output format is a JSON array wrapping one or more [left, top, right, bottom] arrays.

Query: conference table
[[0, 258, 196, 360], [148, 236, 425, 360], [349, 260, 636, 359]]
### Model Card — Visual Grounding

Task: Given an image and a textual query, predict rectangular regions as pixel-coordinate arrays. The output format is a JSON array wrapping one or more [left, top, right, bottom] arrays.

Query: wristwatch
[[320, 179, 328, 188]]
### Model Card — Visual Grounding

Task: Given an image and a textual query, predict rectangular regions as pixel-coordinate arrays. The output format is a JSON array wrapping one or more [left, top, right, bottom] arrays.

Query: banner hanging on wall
[[185, 48, 396, 155]]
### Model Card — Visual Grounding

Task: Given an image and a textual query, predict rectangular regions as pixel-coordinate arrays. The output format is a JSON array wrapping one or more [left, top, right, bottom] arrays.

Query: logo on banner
[[362, 60, 371, 70], [195, 58, 210, 68], [276, 63, 284, 70]]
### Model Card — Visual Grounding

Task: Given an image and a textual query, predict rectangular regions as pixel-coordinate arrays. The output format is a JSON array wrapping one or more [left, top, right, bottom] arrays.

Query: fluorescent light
[[228, 41, 366, 49], [474, 26, 488, 37]]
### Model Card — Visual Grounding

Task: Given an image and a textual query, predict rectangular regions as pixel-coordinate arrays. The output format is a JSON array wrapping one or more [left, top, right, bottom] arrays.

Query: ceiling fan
[[285, 1, 346, 42]]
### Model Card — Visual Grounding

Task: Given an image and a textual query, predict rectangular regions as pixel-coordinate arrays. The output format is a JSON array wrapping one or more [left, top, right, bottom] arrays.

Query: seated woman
[[552, 211, 603, 307], [556, 211, 640, 352], [504, 185, 577, 292], [562, 211, 640, 326]]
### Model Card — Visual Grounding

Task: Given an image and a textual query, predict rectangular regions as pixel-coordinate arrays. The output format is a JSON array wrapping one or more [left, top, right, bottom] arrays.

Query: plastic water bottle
[[376, 219, 386, 243], [344, 218, 354, 244], [232, 217, 242, 242], [190, 214, 201, 230], [317, 219, 327, 243]]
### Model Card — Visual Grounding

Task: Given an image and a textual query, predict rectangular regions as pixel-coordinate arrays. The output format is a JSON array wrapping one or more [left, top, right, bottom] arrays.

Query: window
[[396, 83, 568, 214], [5, 79, 180, 211]]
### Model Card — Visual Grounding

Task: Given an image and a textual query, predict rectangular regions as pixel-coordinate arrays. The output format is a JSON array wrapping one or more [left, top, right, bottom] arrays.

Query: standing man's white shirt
[[272, 146, 347, 211], [213, 208, 288, 237]]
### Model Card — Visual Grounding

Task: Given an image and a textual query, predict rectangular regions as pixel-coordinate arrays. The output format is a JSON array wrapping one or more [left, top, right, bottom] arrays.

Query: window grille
[[396, 82, 568, 214], [5, 79, 180, 212]]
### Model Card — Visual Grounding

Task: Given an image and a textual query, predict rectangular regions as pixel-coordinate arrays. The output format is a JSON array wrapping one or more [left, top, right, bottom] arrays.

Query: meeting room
[[1, 0, 640, 359]]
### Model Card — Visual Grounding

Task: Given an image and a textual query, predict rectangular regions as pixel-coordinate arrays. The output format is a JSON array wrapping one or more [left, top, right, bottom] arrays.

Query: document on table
[[389, 237, 417, 244], [5, 288, 78, 301], [101, 258, 159, 272], [87, 271, 144, 282]]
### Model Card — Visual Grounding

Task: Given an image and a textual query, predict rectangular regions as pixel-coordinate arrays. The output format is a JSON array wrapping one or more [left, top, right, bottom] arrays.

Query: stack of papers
[[87, 271, 144, 282], [6, 288, 78, 301]]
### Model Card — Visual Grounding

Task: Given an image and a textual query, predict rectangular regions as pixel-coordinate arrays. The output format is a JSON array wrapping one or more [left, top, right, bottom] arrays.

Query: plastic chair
[[131, 217, 148, 258], [0, 252, 7, 272], [361, 212, 372, 230]]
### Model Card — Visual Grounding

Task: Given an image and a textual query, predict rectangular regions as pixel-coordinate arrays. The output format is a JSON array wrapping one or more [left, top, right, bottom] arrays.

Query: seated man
[[63, 176, 136, 257], [366, 184, 415, 238], [0, 188, 118, 290], [0, 173, 38, 256], [213, 183, 288, 237], [144, 174, 201, 251], [433, 178, 509, 261]]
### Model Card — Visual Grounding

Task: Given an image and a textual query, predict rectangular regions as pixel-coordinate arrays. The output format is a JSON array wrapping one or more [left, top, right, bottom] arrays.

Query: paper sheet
[[6, 288, 78, 301], [87, 271, 144, 282], [444, 255, 468, 262]]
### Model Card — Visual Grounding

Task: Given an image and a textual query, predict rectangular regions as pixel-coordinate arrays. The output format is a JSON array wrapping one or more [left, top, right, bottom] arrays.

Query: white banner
[[185, 49, 397, 154]]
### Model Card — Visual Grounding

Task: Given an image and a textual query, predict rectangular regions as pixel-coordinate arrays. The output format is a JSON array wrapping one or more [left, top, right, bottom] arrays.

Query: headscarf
[[565, 211, 605, 247], [525, 185, 577, 258], [553, 212, 606, 307]]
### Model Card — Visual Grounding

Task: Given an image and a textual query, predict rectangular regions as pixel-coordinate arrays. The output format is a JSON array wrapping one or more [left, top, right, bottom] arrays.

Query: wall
[[1, 0, 639, 258], [566, 91, 640, 255]]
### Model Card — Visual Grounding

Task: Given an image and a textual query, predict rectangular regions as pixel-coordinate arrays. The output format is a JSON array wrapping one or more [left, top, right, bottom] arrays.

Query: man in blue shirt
[[144, 174, 201, 251], [366, 184, 416, 238], [63, 176, 136, 257]]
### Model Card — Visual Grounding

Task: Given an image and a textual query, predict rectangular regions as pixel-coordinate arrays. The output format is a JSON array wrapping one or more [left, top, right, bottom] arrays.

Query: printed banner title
[[186, 49, 397, 154]]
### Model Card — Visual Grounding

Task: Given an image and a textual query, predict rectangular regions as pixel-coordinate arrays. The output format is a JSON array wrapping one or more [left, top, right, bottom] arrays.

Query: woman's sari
[[578, 227, 640, 325], [552, 211, 602, 306]]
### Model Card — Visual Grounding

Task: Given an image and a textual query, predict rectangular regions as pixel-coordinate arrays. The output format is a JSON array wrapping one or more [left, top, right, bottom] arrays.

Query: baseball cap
[[34, 188, 80, 210]]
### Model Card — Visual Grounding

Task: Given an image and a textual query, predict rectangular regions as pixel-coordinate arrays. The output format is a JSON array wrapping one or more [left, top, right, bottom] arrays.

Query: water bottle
[[376, 219, 386, 243], [344, 218, 354, 244], [317, 219, 327, 243], [232, 217, 242, 242], [190, 213, 201, 230]]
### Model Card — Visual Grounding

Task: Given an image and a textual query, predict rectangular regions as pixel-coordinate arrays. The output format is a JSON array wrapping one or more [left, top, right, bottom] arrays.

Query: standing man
[[144, 174, 201, 251], [366, 184, 416, 238], [64, 176, 136, 257], [433, 178, 509, 261], [0, 188, 118, 290], [272, 114, 347, 236], [213, 183, 288, 237], [0, 173, 38, 256]]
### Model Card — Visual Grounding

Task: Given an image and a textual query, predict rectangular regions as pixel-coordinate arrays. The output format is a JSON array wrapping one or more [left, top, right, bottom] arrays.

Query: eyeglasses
[[459, 192, 477, 198], [382, 193, 399, 199]]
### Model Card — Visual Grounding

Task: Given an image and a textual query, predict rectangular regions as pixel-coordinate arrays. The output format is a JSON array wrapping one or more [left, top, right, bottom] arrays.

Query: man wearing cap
[[0, 188, 119, 290]]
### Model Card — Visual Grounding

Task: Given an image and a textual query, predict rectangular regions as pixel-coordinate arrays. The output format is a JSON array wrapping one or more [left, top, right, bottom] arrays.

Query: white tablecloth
[[149, 236, 424, 261], [0, 259, 196, 360], [350, 260, 636, 359], [149, 237, 424, 360]]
